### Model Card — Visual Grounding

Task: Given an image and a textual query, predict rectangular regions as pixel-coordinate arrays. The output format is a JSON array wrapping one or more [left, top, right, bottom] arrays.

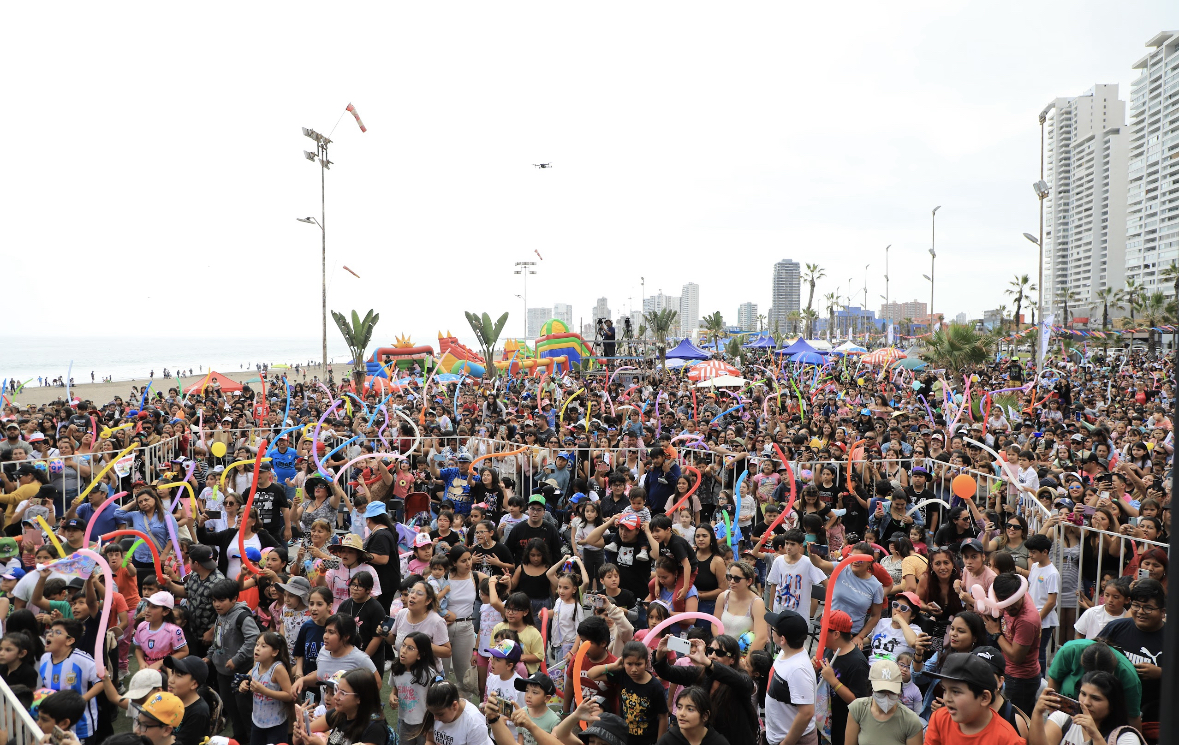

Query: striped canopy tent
[[861, 347, 906, 366], [833, 341, 868, 355], [687, 360, 741, 381]]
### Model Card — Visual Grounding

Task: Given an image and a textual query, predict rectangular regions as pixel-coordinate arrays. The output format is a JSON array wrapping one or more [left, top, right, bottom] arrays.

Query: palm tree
[[803, 264, 824, 337], [643, 308, 679, 370], [921, 323, 996, 376], [702, 311, 726, 346], [823, 292, 840, 340], [1093, 287, 1125, 349], [464, 311, 510, 378], [800, 309, 819, 340], [1005, 274, 1035, 331], [755, 313, 766, 332], [902, 317, 914, 336], [786, 311, 802, 337], [1137, 291, 1176, 355], [724, 336, 743, 362], [995, 304, 1009, 334], [1123, 278, 1143, 321], [1056, 288, 1080, 327], [332, 309, 380, 386]]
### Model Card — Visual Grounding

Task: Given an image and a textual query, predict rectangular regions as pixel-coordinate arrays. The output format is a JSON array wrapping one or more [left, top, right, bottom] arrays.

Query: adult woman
[[657, 685, 733, 745], [986, 513, 1030, 574], [301, 614, 379, 693], [653, 636, 755, 745], [1040, 505, 1082, 643], [293, 476, 341, 536], [1081, 508, 1125, 595], [921, 611, 987, 718], [294, 669, 387, 745], [51, 438, 90, 508], [669, 474, 700, 525], [196, 507, 280, 579], [915, 547, 963, 662], [441, 545, 486, 698], [711, 560, 767, 651], [363, 503, 399, 613], [469, 468, 503, 514], [228, 446, 255, 495], [831, 542, 885, 648], [1030, 671, 1140, 745], [511, 538, 556, 620], [114, 487, 183, 595], [692, 526, 727, 624], [847, 660, 924, 745], [386, 580, 452, 670], [882, 537, 927, 594], [1135, 548, 1167, 591]]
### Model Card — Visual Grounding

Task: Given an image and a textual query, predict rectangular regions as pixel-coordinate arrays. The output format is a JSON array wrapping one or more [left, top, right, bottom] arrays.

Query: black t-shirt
[[252, 481, 290, 536], [505, 520, 561, 564], [815, 483, 840, 503], [174, 696, 210, 745], [337, 597, 387, 671], [430, 530, 461, 549], [326, 713, 388, 745], [604, 587, 638, 610], [1098, 618, 1164, 721], [472, 541, 514, 577], [363, 528, 400, 607], [609, 672, 668, 745], [604, 531, 652, 600], [827, 647, 870, 745], [659, 534, 696, 572], [0, 661, 37, 691]]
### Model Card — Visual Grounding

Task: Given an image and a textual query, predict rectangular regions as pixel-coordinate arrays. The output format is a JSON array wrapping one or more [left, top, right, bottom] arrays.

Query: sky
[[3, 2, 1176, 348]]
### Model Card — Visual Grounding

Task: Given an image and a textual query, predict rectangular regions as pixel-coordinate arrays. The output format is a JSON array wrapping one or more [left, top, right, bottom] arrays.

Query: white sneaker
[[603, 542, 619, 553], [637, 548, 649, 561]]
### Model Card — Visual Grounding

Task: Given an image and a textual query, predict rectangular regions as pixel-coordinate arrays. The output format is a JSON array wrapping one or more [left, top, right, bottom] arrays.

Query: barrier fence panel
[[0, 674, 40, 745]]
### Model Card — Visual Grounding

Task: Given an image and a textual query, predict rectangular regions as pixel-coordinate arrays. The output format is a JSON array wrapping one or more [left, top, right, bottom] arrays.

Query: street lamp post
[[884, 244, 891, 316], [300, 127, 333, 373], [513, 261, 537, 339], [930, 206, 941, 327]]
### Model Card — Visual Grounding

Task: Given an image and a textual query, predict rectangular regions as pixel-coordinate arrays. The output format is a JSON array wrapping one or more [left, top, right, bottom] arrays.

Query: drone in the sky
[[533, 163, 552, 169]]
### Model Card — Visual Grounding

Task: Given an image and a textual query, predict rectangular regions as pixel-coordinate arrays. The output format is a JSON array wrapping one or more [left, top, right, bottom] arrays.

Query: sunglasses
[[1006, 524, 1022, 529], [891, 601, 911, 613], [726, 573, 748, 583], [707, 647, 728, 657]]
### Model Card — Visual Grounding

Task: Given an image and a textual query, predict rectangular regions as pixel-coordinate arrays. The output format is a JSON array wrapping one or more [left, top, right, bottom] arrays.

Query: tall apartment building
[[768, 260, 800, 333], [737, 302, 758, 331], [879, 300, 927, 323], [553, 303, 573, 327], [526, 308, 551, 338], [679, 283, 700, 337], [643, 292, 681, 315], [1124, 32, 1179, 300], [1043, 84, 1128, 317], [592, 297, 611, 321]]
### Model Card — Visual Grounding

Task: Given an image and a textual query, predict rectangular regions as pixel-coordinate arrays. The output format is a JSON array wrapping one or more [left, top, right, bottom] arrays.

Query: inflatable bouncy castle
[[536, 319, 600, 369], [365, 335, 435, 378], [437, 331, 487, 377]]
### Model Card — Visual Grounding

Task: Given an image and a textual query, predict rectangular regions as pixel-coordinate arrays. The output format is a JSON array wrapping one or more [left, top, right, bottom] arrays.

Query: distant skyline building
[[679, 282, 700, 337], [737, 302, 758, 331], [879, 300, 927, 323], [768, 260, 800, 333], [1124, 31, 1179, 302], [527, 308, 551, 338], [643, 292, 681, 315], [1043, 83, 1128, 318], [592, 297, 611, 321], [553, 303, 573, 327]]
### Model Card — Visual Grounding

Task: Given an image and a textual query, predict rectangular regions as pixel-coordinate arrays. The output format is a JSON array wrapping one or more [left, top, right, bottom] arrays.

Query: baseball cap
[[826, 609, 853, 634], [2, 567, 26, 581], [457, 453, 473, 463], [244, 547, 262, 562], [618, 514, 640, 530], [971, 646, 1006, 677], [60, 518, 86, 532], [926, 652, 997, 693], [146, 591, 175, 610], [163, 656, 208, 686], [413, 533, 433, 548], [764, 610, 808, 640], [189, 544, 217, 570], [140, 691, 185, 728], [960, 538, 986, 555], [122, 668, 167, 701], [576, 712, 628, 745], [513, 671, 556, 696], [894, 591, 922, 609], [0, 538, 17, 561], [489, 639, 523, 662], [527, 494, 547, 507], [869, 659, 903, 694], [258, 462, 273, 471]]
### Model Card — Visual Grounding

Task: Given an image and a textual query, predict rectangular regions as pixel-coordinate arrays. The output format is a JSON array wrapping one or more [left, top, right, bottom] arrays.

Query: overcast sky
[[4, 2, 1175, 345]]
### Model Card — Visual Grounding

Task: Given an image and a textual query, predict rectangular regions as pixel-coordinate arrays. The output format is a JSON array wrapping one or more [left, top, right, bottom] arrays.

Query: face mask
[[874, 692, 898, 713]]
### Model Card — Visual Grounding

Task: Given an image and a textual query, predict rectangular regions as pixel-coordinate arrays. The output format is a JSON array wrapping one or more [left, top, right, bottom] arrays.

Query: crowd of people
[[0, 342, 1172, 745]]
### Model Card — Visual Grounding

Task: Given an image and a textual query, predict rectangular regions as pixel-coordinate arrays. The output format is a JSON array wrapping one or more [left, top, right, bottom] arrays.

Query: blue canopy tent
[[665, 339, 710, 360], [743, 334, 777, 349], [789, 351, 828, 365], [775, 338, 820, 356]]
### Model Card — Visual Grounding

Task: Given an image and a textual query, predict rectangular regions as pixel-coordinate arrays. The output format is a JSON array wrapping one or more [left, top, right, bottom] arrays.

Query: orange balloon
[[952, 474, 977, 500]]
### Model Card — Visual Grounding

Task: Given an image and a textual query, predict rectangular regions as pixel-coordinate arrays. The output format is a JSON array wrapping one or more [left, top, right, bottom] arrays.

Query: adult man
[[598, 474, 629, 520], [601, 319, 616, 360], [429, 451, 476, 515], [765, 609, 818, 745], [0, 464, 47, 524], [67, 488, 122, 543], [0, 422, 30, 459], [641, 446, 680, 514], [251, 463, 292, 542], [266, 435, 299, 504], [133, 691, 186, 745], [584, 514, 658, 601], [161, 545, 225, 659], [904, 466, 940, 533], [505, 495, 562, 564], [1096, 578, 1164, 732]]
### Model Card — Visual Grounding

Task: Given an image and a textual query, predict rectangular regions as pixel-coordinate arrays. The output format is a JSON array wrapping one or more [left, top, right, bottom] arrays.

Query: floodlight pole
[[301, 127, 332, 373]]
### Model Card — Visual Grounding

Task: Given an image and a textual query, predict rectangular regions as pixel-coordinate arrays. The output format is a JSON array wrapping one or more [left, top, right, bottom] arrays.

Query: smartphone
[[498, 697, 516, 717], [1138, 568, 1151, 581], [1099, 491, 1110, 500], [667, 635, 692, 655], [810, 544, 830, 558], [926, 602, 942, 614], [1053, 692, 1082, 716], [303, 708, 313, 734], [1083, 506, 1097, 516], [51, 727, 66, 745], [206, 510, 222, 520], [592, 594, 607, 610]]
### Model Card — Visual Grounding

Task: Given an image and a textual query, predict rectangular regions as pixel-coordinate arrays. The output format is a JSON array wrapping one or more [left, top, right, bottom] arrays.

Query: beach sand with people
[[7, 368, 320, 408]]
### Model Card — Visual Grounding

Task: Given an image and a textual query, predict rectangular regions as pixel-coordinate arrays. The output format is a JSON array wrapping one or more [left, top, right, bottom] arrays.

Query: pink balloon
[[643, 612, 725, 647], [74, 548, 114, 678], [970, 574, 1028, 617], [83, 491, 127, 547]]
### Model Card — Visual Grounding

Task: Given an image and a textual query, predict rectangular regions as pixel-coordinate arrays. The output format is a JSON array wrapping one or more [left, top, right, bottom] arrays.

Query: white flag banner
[[887, 324, 896, 345], [1039, 313, 1055, 372]]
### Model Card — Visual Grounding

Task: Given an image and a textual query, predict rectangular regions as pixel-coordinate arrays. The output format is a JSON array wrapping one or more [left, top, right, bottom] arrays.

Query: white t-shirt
[[13, 569, 69, 603], [226, 534, 261, 580], [867, 617, 922, 664], [672, 523, 695, 541], [433, 699, 494, 745], [766, 554, 828, 614], [1047, 711, 1140, 745], [1074, 605, 1129, 640], [484, 671, 525, 737], [1028, 561, 1060, 628], [1017, 466, 1040, 494], [765, 649, 817, 744]]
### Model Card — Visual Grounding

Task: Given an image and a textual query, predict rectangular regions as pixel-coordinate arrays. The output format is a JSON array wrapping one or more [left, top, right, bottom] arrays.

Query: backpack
[[200, 684, 228, 737]]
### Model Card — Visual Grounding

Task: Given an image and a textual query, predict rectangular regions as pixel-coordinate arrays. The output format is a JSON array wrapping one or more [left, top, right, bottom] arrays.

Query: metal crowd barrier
[[0, 674, 40, 745]]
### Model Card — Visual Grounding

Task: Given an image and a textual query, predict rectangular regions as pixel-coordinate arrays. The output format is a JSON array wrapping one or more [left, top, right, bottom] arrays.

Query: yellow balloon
[[211, 442, 227, 458]]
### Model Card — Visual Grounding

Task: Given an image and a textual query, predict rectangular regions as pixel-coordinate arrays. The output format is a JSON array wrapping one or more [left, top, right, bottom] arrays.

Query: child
[[484, 639, 526, 739], [389, 631, 437, 745], [134, 574, 161, 628], [407, 533, 434, 576], [956, 539, 996, 606], [1025, 533, 1059, 674], [498, 496, 526, 541], [634, 601, 672, 650], [337, 572, 387, 673], [745, 648, 772, 730], [896, 651, 923, 716], [562, 616, 618, 716], [766, 530, 828, 616], [324, 533, 382, 611], [35, 689, 87, 741], [925, 653, 1023, 745], [672, 508, 695, 541], [573, 501, 605, 592], [19, 518, 44, 572], [341, 489, 368, 540], [585, 640, 668, 744], [648, 514, 695, 592], [1073, 575, 1131, 639], [475, 578, 506, 699], [133, 591, 188, 671], [240, 631, 295, 745], [620, 488, 652, 527], [488, 579, 544, 674], [274, 576, 313, 662], [37, 619, 101, 742], [515, 672, 562, 745], [252, 571, 285, 632], [426, 555, 451, 615], [548, 555, 588, 662], [598, 563, 637, 610], [292, 587, 332, 698], [909, 526, 928, 556], [164, 655, 210, 744], [208, 578, 261, 743], [30, 569, 73, 620], [0, 631, 38, 690]]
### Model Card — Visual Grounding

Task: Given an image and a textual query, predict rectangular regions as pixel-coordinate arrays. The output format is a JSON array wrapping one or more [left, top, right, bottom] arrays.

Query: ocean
[[0, 335, 356, 384]]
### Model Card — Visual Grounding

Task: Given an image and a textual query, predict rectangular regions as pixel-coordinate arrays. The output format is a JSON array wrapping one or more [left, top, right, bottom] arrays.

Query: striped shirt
[[38, 651, 99, 738]]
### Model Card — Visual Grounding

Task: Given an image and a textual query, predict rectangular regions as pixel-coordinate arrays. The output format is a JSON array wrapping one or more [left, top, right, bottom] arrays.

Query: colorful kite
[[346, 103, 366, 133]]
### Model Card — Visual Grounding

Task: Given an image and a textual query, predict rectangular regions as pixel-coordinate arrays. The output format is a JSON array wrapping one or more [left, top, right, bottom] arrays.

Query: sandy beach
[[8, 367, 327, 408]]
